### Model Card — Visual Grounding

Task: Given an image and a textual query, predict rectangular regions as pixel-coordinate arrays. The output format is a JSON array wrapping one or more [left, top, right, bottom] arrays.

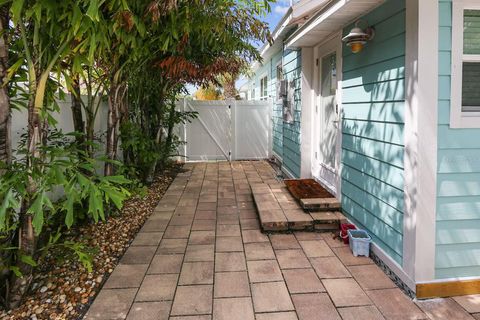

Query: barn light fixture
[[342, 20, 375, 54]]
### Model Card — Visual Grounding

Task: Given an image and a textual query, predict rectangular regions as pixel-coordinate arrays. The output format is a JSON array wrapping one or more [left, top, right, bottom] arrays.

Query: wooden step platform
[[285, 179, 341, 211], [251, 183, 346, 232]]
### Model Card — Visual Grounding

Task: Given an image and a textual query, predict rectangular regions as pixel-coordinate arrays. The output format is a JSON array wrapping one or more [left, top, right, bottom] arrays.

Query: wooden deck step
[[284, 179, 341, 211], [300, 198, 341, 211], [252, 183, 345, 232]]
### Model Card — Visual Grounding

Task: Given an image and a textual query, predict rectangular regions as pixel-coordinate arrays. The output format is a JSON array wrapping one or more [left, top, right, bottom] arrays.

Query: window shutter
[[464, 10, 480, 55], [463, 10, 480, 112]]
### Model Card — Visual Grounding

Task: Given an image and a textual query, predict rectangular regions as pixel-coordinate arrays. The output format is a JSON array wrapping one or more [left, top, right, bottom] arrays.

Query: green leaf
[[10, 0, 25, 25], [102, 175, 130, 185], [0, 189, 18, 230], [86, 0, 99, 21], [9, 266, 22, 277], [103, 187, 125, 210], [64, 191, 76, 228], [20, 254, 37, 267], [29, 192, 45, 235]]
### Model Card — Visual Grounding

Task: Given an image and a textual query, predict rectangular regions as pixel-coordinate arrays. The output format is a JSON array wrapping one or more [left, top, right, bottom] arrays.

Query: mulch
[[0, 164, 181, 320]]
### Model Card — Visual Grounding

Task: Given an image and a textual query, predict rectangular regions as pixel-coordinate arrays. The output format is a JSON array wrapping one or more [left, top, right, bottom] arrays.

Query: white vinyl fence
[[178, 99, 272, 161], [11, 95, 109, 152]]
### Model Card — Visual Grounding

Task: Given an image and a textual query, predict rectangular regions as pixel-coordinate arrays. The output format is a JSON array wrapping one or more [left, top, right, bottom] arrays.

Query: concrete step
[[252, 183, 345, 233], [300, 198, 341, 211]]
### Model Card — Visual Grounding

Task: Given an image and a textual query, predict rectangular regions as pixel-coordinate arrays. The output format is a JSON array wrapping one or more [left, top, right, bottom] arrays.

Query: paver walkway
[[85, 161, 480, 320]]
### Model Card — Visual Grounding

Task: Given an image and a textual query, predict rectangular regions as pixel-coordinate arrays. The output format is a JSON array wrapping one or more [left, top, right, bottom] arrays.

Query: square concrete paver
[[131, 232, 163, 246], [338, 306, 385, 320], [216, 236, 244, 252], [189, 231, 216, 245], [333, 246, 373, 266], [192, 219, 216, 231], [179, 261, 214, 285], [310, 256, 351, 279], [245, 242, 275, 261], [164, 226, 191, 239], [270, 234, 300, 250], [255, 312, 298, 320], [157, 238, 188, 255], [213, 297, 255, 320], [240, 218, 260, 230], [104, 264, 148, 289], [196, 210, 217, 220], [367, 288, 427, 320], [85, 288, 137, 320], [242, 229, 269, 243], [251, 282, 294, 313], [169, 317, 211, 320], [348, 264, 396, 290], [323, 278, 372, 307], [135, 274, 178, 302], [291, 293, 341, 320], [453, 294, 480, 313], [282, 268, 325, 294], [247, 260, 283, 283], [185, 245, 215, 262], [171, 285, 213, 316], [416, 298, 475, 320], [215, 252, 246, 272], [214, 271, 250, 298], [148, 255, 183, 274], [275, 249, 311, 269], [299, 240, 334, 258], [126, 301, 171, 320], [216, 224, 241, 237], [121, 246, 157, 265]]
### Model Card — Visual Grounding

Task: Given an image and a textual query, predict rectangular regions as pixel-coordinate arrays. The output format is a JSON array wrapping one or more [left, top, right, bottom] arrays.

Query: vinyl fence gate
[[178, 99, 272, 161]]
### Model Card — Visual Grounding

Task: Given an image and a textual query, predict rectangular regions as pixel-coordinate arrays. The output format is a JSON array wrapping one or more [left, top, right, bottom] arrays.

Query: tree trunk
[[162, 103, 177, 167], [0, 5, 11, 168], [8, 96, 41, 308], [71, 76, 85, 148], [105, 84, 119, 176]]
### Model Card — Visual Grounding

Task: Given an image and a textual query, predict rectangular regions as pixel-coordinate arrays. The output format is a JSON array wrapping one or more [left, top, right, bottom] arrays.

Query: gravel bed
[[0, 164, 181, 320]]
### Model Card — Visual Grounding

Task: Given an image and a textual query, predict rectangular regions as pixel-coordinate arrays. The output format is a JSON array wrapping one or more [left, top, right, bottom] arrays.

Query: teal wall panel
[[249, 47, 302, 178], [341, 0, 406, 265], [282, 49, 302, 178], [435, 0, 480, 279]]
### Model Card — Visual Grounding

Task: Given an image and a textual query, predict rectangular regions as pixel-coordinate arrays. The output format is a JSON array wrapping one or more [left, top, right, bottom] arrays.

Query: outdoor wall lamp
[[342, 20, 375, 54]]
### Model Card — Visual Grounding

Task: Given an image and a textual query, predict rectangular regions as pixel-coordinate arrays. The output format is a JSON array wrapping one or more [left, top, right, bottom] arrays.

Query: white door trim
[[311, 32, 343, 198]]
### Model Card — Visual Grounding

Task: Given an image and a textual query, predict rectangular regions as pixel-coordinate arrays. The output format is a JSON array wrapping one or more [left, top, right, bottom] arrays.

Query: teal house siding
[[436, 0, 480, 280], [271, 51, 284, 160], [282, 49, 302, 178], [341, 0, 406, 265], [250, 47, 302, 178]]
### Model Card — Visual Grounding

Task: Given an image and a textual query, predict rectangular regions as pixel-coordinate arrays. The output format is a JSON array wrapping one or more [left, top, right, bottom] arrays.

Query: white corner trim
[[300, 47, 314, 179], [450, 0, 480, 129], [403, 0, 438, 283]]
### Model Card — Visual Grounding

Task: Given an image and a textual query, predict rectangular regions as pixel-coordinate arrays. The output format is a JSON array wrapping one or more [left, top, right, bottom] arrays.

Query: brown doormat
[[284, 179, 334, 200]]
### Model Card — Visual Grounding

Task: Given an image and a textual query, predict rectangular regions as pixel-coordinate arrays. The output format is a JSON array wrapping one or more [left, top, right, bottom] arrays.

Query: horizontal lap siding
[[282, 49, 302, 178], [436, 0, 480, 279], [271, 51, 284, 159], [341, 0, 406, 265]]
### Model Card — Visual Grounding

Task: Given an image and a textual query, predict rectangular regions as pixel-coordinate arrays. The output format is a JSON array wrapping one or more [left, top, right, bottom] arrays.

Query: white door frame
[[312, 32, 343, 198]]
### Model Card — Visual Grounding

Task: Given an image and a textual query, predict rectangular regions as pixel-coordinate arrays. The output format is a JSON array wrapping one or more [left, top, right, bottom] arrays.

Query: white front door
[[312, 36, 342, 196]]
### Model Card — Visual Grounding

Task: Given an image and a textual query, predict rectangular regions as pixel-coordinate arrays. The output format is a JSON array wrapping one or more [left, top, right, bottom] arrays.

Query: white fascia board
[[286, 0, 346, 48]]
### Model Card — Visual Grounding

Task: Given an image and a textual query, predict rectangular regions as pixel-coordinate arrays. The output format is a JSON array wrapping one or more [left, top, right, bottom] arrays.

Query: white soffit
[[286, 0, 385, 48]]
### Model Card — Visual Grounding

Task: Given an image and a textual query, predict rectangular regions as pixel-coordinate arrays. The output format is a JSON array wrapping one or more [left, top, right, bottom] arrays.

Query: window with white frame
[[451, 1, 480, 128], [260, 76, 268, 100]]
